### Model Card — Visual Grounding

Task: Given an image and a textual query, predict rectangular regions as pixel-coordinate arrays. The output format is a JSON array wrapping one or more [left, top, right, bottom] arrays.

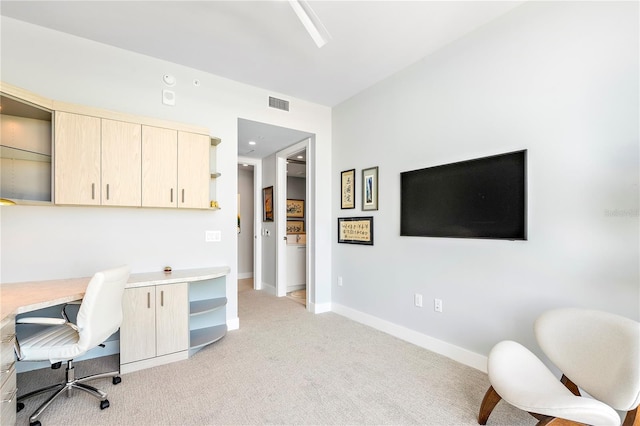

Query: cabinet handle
[[92, 183, 95, 200], [0, 361, 16, 374], [160, 290, 164, 307], [170, 188, 174, 203], [147, 292, 151, 309], [181, 189, 185, 203], [1, 388, 17, 403], [106, 184, 110, 200]]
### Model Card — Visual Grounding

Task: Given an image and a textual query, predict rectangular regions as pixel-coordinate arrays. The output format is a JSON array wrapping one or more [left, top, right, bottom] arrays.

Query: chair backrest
[[534, 307, 640, 411], [75, 265, 130, 352]]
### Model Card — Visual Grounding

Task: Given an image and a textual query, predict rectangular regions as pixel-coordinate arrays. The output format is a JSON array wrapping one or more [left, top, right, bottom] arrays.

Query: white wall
[[260, 154, 277, 292], [332, 1, 639, 366], [0, 17, 332, 325], [237, 166, 254, 278]]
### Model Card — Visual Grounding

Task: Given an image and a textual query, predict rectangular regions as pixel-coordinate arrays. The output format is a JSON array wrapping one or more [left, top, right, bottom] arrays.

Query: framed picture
[[287, 199, 305, 218], [338, 216, 373, 245], [287, 220, 305, 234], [262, 186, 274, 222], [362, 166, 378, 211], [341, 169, 356, 209]]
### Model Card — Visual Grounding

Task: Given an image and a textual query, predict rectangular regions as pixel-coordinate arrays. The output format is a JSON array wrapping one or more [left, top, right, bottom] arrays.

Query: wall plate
[[162, 89, 175, 106]]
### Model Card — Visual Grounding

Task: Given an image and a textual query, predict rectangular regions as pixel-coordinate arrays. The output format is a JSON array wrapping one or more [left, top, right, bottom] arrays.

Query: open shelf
[[1, 145, 51, 163], [190, 297, 227, 316], [210, 172, 221, 179], [190, 324, 227, 349]]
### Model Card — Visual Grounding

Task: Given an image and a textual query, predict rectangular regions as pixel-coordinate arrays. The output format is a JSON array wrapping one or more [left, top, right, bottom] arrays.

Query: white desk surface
[[1, 266, 230, 321]]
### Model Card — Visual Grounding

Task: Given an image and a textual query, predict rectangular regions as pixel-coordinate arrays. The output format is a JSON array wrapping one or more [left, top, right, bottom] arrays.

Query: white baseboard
[[227, 316, 240, 331], [261, 282, 276, 296], [310, 302, 332, 314], [331, 303, 487, 372], [238, 272, 254, 279]]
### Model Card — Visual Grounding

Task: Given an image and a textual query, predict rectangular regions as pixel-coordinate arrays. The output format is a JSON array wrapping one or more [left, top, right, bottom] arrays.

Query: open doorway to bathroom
[[284, 148, 307, 306]]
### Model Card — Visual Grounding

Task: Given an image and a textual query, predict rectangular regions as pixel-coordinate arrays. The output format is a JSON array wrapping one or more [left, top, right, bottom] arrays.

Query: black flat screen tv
[[400, 150, 527, 240]]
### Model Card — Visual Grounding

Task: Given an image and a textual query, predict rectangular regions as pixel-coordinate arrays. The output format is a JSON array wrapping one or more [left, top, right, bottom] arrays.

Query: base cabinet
[[120, 283, 189, 370], [0, 317, 16, 426]]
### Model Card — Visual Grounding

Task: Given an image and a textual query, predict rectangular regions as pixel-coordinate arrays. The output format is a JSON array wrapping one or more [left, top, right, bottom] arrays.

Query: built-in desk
[[0, 266, 230, 373]]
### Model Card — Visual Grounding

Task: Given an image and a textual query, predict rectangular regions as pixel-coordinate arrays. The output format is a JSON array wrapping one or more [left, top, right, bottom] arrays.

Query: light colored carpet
[[16, 282, 533, 425]]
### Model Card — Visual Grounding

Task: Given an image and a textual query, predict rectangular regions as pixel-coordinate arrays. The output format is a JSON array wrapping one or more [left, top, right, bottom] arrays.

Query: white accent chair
[[15, 266, 130, 426], [479, 308, 640, 426]]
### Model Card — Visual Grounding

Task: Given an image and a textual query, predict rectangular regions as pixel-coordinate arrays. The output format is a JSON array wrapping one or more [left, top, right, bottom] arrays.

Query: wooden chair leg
[[623, 407, 639, 426], [560, 374, 580, 396], [478, 385, 501, 425]]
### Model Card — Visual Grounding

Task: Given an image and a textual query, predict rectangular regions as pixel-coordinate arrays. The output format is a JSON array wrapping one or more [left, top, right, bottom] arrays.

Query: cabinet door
[[155, 282, 189, 357], [141, 126, 177, 207], [177, 131, 209, 209], [101, 119, 142, 206], [120, 287, 156, 364], [54, 111, 101, 205]]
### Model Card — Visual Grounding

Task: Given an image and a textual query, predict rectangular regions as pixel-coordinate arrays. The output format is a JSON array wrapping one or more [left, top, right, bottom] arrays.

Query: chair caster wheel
[[17, 402, 24, 412], [100, 399, 110, 410], [112, 376, 121, 385], [30, 421, 41, 426]]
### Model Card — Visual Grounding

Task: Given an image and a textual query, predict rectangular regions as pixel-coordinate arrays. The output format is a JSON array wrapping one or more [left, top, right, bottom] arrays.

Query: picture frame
[[362, 166, 379, 211], [338, 216, 374, 245], [262, 186, 274, 222], [287, 199, 305, 218], [341, 169, 356, 209], [286, 220, 305, 234]]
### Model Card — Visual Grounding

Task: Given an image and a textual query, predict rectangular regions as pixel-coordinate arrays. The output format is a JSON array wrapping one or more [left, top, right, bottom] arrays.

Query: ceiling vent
[[269, 96, 289, 111]]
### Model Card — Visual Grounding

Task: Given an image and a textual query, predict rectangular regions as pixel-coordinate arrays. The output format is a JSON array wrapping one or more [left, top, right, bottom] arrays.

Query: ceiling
[[1, 1, 523, 160]]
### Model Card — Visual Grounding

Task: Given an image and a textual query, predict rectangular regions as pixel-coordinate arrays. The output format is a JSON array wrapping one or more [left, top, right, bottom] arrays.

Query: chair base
[[17, 360, 120, 425], [478, 386, 587, 426]]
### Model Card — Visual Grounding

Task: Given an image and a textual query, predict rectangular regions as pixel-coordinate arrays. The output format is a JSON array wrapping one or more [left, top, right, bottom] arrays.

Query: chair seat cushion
[[488, 340, 621, 426], [19, 323, 84, 363]]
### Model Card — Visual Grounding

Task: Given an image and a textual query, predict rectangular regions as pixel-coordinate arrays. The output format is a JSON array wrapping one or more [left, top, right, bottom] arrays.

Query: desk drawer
[[0, 318, 16, 389], [0, 366, 17, 426], [0, 318, 16, 426]]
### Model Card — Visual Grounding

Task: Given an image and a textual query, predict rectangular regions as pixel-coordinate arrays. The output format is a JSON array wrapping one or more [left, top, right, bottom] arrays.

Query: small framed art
[[362, 166, 378, 211], [338, 216, 374, 245], [262, 186, 274, 222], [287, 220, 305, 234], [287, 199, 304, 218], [341, 169, 356, 209]]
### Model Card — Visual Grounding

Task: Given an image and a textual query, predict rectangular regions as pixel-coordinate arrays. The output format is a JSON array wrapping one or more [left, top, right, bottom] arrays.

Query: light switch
[[205, 230, 221, 242]]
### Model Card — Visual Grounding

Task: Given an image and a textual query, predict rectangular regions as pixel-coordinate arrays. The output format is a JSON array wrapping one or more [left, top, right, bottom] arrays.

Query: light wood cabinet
[[120, 282, 189, 367], [0, 317, 16, 426], [141, 126, 178, 208], [54, 111, 101, 205], [101, 119, 141, 206], [141, 128, 209, 209], [55, 113, 142, 206], [178, 131, 210, 209]]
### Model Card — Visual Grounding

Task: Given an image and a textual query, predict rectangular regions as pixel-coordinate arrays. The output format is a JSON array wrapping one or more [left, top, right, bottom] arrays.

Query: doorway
[[237, 118, 314, 311], [283, 147, 307, 306]]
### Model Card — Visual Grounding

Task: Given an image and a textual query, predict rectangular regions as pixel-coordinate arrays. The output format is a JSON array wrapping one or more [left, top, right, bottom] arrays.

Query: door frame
[[238, 156, 262, 290], [276, 138, 313, 308]]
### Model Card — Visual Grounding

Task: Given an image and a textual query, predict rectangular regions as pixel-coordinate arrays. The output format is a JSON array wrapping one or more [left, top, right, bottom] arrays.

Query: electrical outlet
[[414, 293, 423, 307], [338, 276, 343, 287], [434, 298, 443, 313]]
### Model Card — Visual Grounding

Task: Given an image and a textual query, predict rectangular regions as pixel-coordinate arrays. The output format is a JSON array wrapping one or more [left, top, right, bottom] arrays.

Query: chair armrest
[[16, 317, 67, 325]]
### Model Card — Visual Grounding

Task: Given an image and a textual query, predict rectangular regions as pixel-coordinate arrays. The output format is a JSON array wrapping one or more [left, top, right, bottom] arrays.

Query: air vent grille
[[269, 96, 289, 111]]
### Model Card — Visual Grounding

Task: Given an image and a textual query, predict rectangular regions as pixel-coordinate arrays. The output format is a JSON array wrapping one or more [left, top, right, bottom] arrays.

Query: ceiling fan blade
[[289, 0, 331, 48]]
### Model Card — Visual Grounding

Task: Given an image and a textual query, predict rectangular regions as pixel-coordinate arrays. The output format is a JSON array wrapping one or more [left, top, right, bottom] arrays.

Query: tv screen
[[400, 150, 527, 240]]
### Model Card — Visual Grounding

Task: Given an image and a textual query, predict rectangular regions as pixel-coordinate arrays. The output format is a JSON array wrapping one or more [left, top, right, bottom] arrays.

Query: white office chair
[[479, 308, 640, 426], [15, 265, 130, 426]]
